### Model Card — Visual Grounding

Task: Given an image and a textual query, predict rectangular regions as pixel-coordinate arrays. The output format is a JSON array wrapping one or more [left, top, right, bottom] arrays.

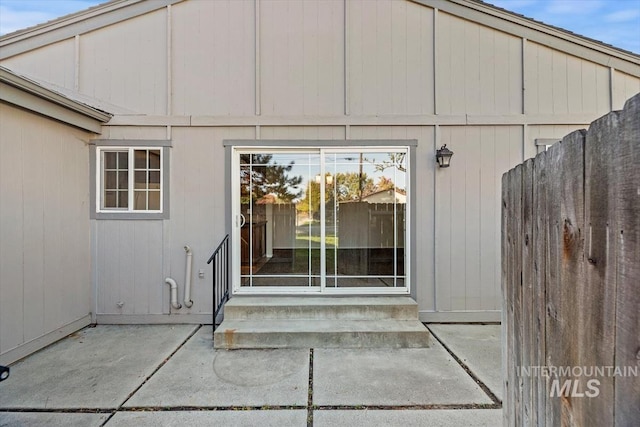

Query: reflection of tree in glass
[[335, 172, 375, 202], [366, 152, 406, 173], [240, 154, 303, 203], [298, 172, 379, 212]]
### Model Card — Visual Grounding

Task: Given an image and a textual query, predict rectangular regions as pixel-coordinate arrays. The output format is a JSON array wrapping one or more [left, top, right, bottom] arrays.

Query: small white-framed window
[[97, 147, 163, 213], [535, 138, 560, 154]]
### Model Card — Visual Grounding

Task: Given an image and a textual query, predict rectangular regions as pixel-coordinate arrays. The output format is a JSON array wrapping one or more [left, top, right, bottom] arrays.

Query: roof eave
[[0, 0, 183, 60], [1, 66, 112, 124]]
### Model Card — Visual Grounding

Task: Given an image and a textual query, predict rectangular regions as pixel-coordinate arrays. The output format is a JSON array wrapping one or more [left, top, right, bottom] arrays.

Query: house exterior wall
[[2, 0, 638, 323], [0, 102, 93, 364]]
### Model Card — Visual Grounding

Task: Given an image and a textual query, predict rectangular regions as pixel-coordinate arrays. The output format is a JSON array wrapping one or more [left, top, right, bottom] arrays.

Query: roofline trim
[[413, 0, 640, 76], [0, 66, 112, 122], [0, 0, 183, 60]]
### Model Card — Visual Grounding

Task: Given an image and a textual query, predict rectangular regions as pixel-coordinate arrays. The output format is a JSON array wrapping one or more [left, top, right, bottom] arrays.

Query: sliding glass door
[[232, 147, 409, 294]]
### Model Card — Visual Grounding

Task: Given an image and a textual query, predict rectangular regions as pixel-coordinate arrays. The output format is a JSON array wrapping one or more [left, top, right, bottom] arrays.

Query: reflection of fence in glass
[[336, 202, 405, 277]]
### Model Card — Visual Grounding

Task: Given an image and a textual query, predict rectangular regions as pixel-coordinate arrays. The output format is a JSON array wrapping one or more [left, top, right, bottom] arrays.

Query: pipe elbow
[[183, 245, 194, 308], [165, 278, 182, 309]]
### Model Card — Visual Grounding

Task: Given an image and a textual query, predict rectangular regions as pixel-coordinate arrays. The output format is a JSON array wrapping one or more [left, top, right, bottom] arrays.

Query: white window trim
[[96, 147, 164, 214]]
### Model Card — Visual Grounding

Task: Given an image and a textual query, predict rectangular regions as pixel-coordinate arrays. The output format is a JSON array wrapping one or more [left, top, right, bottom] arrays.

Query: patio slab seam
[[98, 324, 203, 427], [307, 349, 314, 427], [426, 324, 502, 406]]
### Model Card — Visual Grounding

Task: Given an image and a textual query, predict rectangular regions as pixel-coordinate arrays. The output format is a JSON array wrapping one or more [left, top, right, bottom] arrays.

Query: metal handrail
[[207, 234, 229, 332]]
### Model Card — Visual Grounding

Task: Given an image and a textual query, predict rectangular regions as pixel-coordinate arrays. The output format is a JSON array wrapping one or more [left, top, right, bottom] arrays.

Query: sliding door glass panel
[[239, 152, 320, 287], [324, 151, 407, 288]]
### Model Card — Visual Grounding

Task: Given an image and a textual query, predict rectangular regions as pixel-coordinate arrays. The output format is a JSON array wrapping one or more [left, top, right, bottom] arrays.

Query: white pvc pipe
[[183, 245, 193, 308], [165, 278, 182, 309]]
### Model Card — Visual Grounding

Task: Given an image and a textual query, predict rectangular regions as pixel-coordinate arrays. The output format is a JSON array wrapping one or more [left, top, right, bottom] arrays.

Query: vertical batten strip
[[433, 8, 438, 115], [433, 124, 440, 304], [609, 66, 615, 111], [344, 0, 350, 116], [74, 35, 80, 92], [255, 0, 261, 116], [521, 37, 527, 115], [166, 5, 172, 140], [523, 124, 528, 161]]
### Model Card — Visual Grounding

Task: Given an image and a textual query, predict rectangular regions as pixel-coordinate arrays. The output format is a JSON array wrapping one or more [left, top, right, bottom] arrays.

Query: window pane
[[134, 191, 146, 210], [149, 150, 161, 169], [118, 171, 128, 190], [135, 150, 147, 169], [118, 152, 128, 169], [135, 171, 147, 189], [105, 171, 117, 189], [148, 191, 160, 210], [118, 190, 128, 208], [105, 152, 117, 169], [149, 171, 160, 188], [104, 191, 117, 208]]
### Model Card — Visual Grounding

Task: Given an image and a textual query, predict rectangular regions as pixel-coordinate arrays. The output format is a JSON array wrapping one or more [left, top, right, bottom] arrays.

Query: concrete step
[[223, 296, 419, 321], [213, 319, 430, 349]]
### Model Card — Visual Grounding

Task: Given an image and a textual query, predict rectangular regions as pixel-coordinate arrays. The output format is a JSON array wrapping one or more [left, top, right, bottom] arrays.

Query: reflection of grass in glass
[[292, 248, 336, 272], [296, 235, 338, 247]]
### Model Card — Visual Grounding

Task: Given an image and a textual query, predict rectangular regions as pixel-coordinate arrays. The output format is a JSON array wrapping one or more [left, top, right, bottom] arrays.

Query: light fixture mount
[[436, 144, 454, 168]]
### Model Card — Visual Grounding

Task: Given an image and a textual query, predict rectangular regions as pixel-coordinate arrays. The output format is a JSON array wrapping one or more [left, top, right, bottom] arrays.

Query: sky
[[0, 0, 639, 54]]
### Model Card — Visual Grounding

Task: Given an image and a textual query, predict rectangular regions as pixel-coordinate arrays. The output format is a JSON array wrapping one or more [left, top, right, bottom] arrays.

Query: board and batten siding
[[0, 103, 92, 364], [1, 0, 638, 323], [437, 11, 522, 115]]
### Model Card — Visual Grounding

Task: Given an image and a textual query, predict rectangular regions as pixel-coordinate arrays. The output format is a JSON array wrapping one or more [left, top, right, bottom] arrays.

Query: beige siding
[[95, 220, 164, 315], [437, 12, 522, 115], [524, 42, 611, 115], [100, 126, 168, 140], [1, 39, 76, 89], [435, 126, 522, 311], [612, 70, 640, 110], [349, 0, 434, 115], [260, 0, 344, 116], [79, 9, 167, 114], [260, 126, 345, 140], [0, 103, 91, 361], [171, 0, 255, 116]]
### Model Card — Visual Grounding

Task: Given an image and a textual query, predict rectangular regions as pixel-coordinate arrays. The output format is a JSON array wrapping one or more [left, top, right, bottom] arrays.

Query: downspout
[[165, 278, 182, 309], [183, 245, 193, 308]]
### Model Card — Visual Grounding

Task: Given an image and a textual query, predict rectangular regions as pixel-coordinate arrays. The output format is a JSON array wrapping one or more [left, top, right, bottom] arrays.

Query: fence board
[[545, 129, 586, 427], [504, 165, 522, 426], [614, 95, 640, 424], [532, 149, 549, 426], [501, 171, 511, 427], [583, 110, 620, 426], [521, 159, 534, 426]]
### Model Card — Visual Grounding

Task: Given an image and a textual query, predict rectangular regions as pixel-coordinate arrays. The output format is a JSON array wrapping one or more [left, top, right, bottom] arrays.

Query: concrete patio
[[0, 324, 502, 426]]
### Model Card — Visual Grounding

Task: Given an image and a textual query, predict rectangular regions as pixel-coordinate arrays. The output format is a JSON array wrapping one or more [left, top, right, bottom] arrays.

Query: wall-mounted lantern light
[[436, 144, 454, 168]]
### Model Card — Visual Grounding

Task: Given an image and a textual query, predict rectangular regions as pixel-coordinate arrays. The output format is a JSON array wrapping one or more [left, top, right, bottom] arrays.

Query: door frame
[[224, 140, 417, 296]]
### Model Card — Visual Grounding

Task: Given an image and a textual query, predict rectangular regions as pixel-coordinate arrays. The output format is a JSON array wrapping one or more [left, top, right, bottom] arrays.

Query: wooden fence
[[502, 93, 639, 426]]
